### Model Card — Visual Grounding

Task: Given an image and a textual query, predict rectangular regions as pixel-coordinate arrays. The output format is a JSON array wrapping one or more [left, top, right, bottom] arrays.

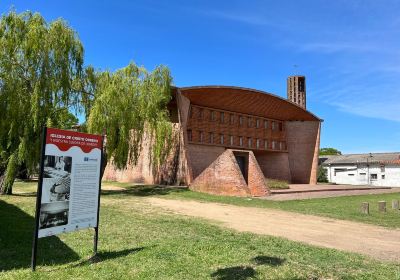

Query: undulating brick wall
[[103, 124, 187, 185], [187, 104, 287, 152]]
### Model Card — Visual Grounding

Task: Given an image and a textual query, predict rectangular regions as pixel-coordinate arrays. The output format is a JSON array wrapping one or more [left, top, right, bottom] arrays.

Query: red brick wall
[[254, 151, 291, 181], [248, 152, 270, 196], [190, 149, 269, 197], [187, 143, 225, 178], [176, 90, 193, 184], [103, 124, 187, 185], [286, 121, 321, 183], [187, 105, 287, 152], [310, 122, 321, 185], [103, 133, 154, 183]]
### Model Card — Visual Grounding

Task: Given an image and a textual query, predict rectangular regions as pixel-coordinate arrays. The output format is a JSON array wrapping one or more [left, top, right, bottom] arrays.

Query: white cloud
[[333, 100, 400, 122], [202, 10, 271, 26]]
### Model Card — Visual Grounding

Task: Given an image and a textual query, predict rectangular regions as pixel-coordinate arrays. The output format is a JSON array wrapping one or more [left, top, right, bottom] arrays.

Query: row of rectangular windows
[[187, 130, 286, 150], [189, 107, 284, 131]]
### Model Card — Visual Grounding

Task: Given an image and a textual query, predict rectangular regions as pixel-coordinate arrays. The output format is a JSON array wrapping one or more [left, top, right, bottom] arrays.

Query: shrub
[[317, 166, 328, 183]]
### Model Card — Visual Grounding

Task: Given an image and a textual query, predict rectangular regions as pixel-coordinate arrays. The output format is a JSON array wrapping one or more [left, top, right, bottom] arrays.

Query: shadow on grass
[[0, 200, 79, 271], [211, 266, 257, 280], [211, 255, 285, 280], [251, 255, 285, 266], [101, 185, 189, 197], [71, 247, 146, 267]]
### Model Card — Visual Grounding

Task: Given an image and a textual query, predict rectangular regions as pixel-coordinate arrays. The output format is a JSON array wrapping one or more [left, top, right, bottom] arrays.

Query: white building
[[321, 153, 400, 187]]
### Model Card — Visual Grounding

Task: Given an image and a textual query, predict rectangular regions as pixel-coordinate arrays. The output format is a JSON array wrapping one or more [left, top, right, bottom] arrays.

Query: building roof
[[177, 86, 321, 121], [322, 153, 400, 165]]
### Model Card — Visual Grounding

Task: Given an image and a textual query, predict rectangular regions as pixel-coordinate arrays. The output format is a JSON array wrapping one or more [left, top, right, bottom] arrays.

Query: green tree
[[317, 166, 328, 183], [0, 11, 87, 194], [87, 62, 173, 172], [320, 147, 342, 156]]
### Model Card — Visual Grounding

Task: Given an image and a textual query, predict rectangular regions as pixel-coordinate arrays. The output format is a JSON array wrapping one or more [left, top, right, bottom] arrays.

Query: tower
[[287, 76, 306, 109]]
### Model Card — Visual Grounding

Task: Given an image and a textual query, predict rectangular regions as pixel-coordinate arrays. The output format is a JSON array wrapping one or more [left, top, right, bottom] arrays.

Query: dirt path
[[147, 197, 400, 262]]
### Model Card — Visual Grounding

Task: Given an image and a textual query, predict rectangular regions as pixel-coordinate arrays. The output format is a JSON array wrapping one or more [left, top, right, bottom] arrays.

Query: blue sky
[[2, 0, 400, 153]]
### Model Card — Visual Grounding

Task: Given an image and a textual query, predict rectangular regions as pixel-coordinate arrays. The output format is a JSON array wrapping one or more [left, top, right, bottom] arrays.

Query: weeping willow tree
[[87, 62, 174, 173], [0, 11, 89, 194]]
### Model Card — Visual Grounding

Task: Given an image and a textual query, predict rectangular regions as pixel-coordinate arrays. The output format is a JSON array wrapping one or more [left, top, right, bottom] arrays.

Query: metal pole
[[93, 134, 104, 256], [31, 126, 47, 271]]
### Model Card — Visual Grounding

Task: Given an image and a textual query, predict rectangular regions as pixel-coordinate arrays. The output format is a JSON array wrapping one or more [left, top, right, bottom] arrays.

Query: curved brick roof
[[178, 86, 321, 121]]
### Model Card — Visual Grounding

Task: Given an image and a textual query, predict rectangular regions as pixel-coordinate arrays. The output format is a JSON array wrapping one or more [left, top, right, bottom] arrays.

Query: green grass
[[265, 178, 289, 190], [1, 181, 400, 279], [103, 181, 400, 229]]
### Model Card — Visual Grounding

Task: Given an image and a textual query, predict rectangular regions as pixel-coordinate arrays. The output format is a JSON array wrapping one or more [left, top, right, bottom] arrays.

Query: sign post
[[31, 127, 103, 271]]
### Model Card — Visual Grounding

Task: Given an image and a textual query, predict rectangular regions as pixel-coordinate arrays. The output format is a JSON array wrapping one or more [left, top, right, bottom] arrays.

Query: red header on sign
[[46, 128, 102, 153]]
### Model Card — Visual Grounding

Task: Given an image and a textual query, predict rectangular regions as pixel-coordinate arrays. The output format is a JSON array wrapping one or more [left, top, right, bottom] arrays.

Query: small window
[[248, 138, 252, 148], [187, 130, 192, 141], [279, 122, 283, 131], [210, 111, 215, 121], [382, 174, 385, 179], [348, 174, 355, 176], [239, 116, 244, 126], [247, 117, 252, 127], [209, 132, 214, 144], [239, 136, 243, 146], [220, 134, 224, 144], [256, 119, 260, 128], [272, 141, 277, 149], [334, 168, 347, 176], [230, 114, 234, 124], [272, 121, 276, 130], [230, 135, 234, 146], [299, 80, 304, 91], [264, 140, 268, 149], [264, 120, 268, 129], [371, 174, 378, 180], [198, 131, 203, 142], [198, 108, 204, 119], [380, 165, 385, 172], [220, 112, 224, 123], [256, 139, 260, 149], [279, 142, 283, 150], [359, 173, 366, 176]]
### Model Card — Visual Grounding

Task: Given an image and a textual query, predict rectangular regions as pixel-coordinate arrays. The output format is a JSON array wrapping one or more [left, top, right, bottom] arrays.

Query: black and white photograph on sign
[[42, 155, 72, 202], [39, 202, 69, 229]]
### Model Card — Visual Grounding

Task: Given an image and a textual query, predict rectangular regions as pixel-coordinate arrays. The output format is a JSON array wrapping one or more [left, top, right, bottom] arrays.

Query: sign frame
[[31, 126, 104, 271]]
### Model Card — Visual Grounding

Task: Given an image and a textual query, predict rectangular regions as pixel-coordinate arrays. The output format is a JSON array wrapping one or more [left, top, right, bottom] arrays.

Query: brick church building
[[104, 76, 322, 197]]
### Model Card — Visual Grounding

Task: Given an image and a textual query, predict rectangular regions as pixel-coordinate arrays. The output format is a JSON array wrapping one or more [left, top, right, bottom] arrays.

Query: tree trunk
[[0, 174, 5, 194], [0, 173, 14, 195], [0, 154, 18, 195], [100, 151, 108, 180]]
